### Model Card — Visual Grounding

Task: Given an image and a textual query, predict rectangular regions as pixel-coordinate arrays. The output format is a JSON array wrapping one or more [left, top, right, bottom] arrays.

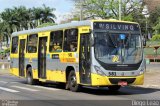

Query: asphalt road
[[0, 73, 160, 106]]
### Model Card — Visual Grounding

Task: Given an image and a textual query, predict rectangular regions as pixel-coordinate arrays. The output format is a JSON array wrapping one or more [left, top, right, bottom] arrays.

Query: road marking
[[11, 86, 39, 92], [0, 87, 19, 93], [10, 82, 19, 84], [27, 85, 60, 91], [0, 81, 8, 84]]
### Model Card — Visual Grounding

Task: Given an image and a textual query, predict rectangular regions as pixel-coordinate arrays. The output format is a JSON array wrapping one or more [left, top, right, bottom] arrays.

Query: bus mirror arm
[[143, 37, 146, 47], [90, 37, 94, 46]]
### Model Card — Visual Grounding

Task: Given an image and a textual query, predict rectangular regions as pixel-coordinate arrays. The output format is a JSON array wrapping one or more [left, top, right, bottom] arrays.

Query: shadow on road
[[24, 81, 160, 96], [5, 74, 160, 96], [78, 86, 160, 96]]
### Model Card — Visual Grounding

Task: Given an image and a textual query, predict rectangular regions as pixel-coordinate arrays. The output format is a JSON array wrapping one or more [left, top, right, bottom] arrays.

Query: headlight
[[94, 65, 106, 76], [139, 67, 146, 75]]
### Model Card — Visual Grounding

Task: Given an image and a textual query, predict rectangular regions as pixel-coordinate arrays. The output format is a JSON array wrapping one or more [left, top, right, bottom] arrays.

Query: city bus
[[10, 19, 146, 92]]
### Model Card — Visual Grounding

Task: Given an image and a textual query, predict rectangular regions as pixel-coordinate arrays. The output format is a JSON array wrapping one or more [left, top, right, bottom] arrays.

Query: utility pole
[[80, 5, 82, 21], [119, 0, 122, 20]]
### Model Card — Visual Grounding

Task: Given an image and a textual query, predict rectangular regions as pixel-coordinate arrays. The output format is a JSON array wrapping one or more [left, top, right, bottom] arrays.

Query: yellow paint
[[32, 69, 38, 79], [91, 73, 111, 86], [112, 55, 120, 63], [45, 70, 80, 84], [38, 31, 50, 37], [79, 26, 90, 33], [132, 74, 144, 85], [76, 72, 80, 84], [10, 68, 19, 76], [46, 70, 66, 82], [19, 34, 27, 39], [24, 69, 27, 77], [91, 73, 144, 86], [62, 52, 78, 63], [39, 79, 46, 82]]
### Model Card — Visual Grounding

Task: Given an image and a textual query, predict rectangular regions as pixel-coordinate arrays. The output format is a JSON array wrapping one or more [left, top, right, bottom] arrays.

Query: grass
[[146, 41, 160, 46], [144, 41, 160, 55], [144, 48, 160, 55]]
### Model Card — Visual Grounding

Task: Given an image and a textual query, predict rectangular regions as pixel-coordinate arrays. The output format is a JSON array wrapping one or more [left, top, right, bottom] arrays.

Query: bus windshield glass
[[93, 22, 142, 64], [94, 32, 142, 64]]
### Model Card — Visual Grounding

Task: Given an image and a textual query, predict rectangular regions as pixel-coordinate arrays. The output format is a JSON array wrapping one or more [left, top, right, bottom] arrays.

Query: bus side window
[[11, 36, 19, 54], [63, 28, 78, 52], [49, 30, 63, 52], [27, 34, 38, 53]]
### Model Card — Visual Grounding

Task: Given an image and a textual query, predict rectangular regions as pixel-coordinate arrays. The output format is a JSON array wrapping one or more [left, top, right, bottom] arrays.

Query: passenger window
[[49, 30, 63, 52], [11, 36, 19, 54], [27, 34, 38, 53], [63, 29, 78, 52]]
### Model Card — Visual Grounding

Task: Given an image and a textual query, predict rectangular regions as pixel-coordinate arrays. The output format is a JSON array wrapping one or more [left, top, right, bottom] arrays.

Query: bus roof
[[11, 19, 138, 37], [11, 20, 91, 37]]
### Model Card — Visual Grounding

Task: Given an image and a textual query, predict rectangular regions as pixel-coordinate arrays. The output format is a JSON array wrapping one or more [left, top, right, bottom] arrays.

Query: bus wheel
[[68, 70, 81, 92], [26, 67, 36, 85], [108, 85, 121, 91]]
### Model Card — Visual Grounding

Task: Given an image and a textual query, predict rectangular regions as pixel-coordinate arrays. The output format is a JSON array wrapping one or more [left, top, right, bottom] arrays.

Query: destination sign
[[93, 22, 140, 31]]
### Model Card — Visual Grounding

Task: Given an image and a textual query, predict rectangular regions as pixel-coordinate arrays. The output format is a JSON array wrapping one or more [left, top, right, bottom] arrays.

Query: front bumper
[[91, 73, 144, 86]]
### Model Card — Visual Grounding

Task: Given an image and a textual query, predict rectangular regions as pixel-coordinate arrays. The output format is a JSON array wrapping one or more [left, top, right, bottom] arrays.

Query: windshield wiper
[[107, 32, 117, 48]]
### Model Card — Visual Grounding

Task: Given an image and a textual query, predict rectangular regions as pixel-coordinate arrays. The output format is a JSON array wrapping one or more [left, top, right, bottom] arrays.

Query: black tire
[[108, 85, 121, 91], [26, 67, 38, 85], [68, 70, 81, 92]]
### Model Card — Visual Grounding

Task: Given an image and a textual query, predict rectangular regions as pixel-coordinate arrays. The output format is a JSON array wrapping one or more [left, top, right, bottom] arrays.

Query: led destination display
[[93, 22, 140, 31]]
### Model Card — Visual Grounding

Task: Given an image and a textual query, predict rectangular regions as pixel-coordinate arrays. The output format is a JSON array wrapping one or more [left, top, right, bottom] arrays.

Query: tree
[[71, 0, 144, 21], [0, 5, 56, 45], [40, 4, 56, 23], [36, 22, 57, 28], [31, 4, 56, 27], [0, 8, 19, 44]]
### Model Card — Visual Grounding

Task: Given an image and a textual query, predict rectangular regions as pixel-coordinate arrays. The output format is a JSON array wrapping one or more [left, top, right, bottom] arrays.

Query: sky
[[0, 0, 74, 23]]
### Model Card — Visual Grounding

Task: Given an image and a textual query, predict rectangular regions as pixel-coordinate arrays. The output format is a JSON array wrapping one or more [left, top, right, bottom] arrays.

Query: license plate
[[118, 81, 128, 86]]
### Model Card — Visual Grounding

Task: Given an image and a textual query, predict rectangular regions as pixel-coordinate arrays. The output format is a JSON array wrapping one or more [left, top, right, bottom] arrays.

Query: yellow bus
[[10, 20, 146, 92]]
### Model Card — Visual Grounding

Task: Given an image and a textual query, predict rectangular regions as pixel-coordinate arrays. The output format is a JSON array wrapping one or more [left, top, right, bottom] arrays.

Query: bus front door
[[19, 39, 26, 77], [38, 37, 47, 79], [79, 34, 91, 84]]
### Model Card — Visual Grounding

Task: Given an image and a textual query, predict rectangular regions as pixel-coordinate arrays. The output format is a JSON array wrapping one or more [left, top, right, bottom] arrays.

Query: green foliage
[[149, 6, 160, 27], [4, 48, 10, 53], [149, 6, 160, 35], [145, 41, 160, 55], [0, 4, 56, 44], [122, 14, 134, 21], [37, 22, 57, 28], [0, 48, 10, 55], [71, 0, 145, 34], [73, 0, 144, 21], [144, 48, 160, 55], [153, 17, 160, 34], [151, 34, 160, 41]]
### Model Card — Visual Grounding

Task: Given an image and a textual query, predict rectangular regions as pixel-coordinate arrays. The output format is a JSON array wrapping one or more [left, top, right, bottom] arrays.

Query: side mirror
[[143, 37, 146, 47], [90, 37, 94, 46]]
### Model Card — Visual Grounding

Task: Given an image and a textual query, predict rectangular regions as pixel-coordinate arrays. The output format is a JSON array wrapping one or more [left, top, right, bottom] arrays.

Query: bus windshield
[[94, 32, 142, 64]]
